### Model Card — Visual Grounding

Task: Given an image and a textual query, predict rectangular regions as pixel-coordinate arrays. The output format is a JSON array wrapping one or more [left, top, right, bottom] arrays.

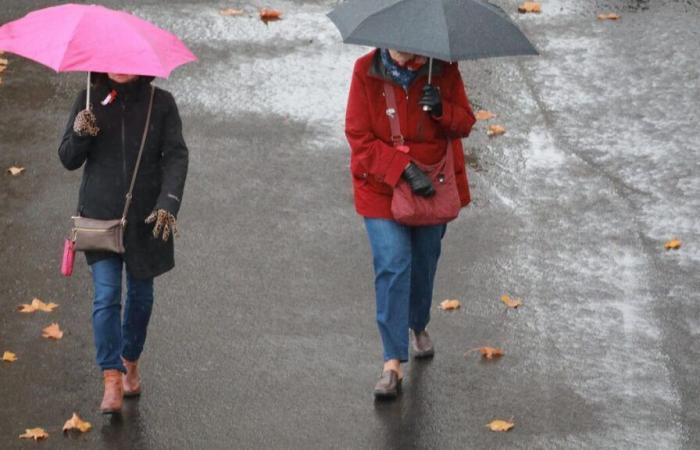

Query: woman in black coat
[[59, 73, 188, 414]]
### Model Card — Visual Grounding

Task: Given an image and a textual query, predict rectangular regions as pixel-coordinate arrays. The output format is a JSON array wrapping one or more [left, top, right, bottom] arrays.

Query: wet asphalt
[[1, 0, 699, 449]]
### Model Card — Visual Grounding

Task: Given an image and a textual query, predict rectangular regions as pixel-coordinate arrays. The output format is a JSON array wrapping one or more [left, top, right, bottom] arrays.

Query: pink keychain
[[61, 238, 75, 277]]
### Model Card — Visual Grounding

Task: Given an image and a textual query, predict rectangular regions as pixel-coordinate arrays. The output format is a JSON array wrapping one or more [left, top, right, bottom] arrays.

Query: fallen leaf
[[8, 166, 25, 176], [487, 125, 506, 137], [18, 298, 59, 313], [487, 419, 515, 432], [439, 299, 461, 310], [260, 8, 283, 23], [518, 2, 541, 13], [664, 239, 681, 250], [0, 57, 8, 66], [220, 8, 244, 17], [0, 65, 5, 74], [597, 13, 621, 20], [480, 347, 505, 359], [19, 428, 48, 441], [63, 413, 92, 433], [42, 323, 64, 340], [475, 110, 496, 121], [3, 351, 17, 362], [500, 294, 523, 309]]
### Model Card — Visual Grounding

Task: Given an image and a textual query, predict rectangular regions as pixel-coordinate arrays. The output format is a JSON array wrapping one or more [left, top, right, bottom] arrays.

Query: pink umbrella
[[0, 3, 197, 108]]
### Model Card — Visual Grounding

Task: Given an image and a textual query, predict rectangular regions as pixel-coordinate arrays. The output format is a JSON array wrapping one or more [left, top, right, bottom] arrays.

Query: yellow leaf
[[475, 110, 496, 121], [8, 166, 25, 176], [3, 351, 17, 362], [439, 299, 461, 310], [500, 294, 523, 309], [487, 125, 506, 137], [597, 13, 621, 20], [260, 8, 283, 24], [487, 419, 515, 432], [518, 2, 541, 13], [664, 239, 681, 250], [18, 298, 59, 313], [42, 323, 64, 340], [220, 8, 244, 16], [19, 428, 48, 441], [63, 413, 92, 433], [480, 347, 505, 359]]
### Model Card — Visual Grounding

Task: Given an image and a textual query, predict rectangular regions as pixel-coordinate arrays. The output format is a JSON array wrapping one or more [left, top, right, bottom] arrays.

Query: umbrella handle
[[423, 58, 433, 112]]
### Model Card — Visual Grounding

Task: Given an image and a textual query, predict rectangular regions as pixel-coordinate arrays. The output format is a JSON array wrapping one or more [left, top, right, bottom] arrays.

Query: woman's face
[[388, 49, 416, 66], [107, 73, 139, 84]]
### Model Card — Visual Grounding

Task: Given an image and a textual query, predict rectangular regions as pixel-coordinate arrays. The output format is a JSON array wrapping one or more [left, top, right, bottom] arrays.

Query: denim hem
[[101, 365, 127, 374], [384, 355, 409, 363]]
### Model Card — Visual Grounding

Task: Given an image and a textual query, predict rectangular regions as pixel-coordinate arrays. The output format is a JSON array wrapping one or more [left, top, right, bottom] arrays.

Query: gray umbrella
[[328, 0, 538, 63]]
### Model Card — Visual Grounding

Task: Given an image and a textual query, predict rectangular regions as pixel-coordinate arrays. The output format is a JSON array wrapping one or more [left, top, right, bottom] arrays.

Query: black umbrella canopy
[[328, 0, 538, 61]]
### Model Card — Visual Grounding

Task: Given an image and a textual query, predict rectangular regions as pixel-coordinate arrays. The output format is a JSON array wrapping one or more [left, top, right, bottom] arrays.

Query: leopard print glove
[[73, 109, 100, 137], [145, 209, 178, 242]]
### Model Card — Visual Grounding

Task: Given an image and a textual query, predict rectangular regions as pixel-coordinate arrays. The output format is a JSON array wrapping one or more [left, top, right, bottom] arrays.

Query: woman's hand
[[402, 163, 435, 197], [145, 209, 178, 241], [418, 85, 443, 118], [73, 109, 100, 137]]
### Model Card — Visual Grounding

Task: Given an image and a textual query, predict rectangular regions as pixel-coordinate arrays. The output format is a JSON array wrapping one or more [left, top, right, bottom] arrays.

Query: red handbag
[[383, 82, 461, 226]]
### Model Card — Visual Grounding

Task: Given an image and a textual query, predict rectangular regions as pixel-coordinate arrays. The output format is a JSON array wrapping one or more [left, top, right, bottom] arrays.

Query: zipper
[[120, 101, 127, 191]]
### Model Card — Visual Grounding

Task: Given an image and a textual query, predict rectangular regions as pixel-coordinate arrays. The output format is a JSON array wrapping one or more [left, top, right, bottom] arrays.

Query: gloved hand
[[418, 85, 443, 118], [402, 163, 435, 197], [145, 209, 178, 241], [73, 109, 100, 137]]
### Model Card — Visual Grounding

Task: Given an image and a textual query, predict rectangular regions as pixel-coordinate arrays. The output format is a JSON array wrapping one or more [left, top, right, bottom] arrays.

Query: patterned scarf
[[380, 49, 426, 90]]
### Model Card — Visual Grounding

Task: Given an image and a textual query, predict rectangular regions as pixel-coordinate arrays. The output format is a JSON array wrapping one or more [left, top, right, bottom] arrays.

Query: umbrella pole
[[423, 58, 434, 112], [86, 72, 91, 110]]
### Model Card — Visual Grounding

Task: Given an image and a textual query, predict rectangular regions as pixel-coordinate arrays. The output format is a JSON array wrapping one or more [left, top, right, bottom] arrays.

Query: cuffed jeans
[[364, 218, 446, 362], [90, 256, 154, 373]]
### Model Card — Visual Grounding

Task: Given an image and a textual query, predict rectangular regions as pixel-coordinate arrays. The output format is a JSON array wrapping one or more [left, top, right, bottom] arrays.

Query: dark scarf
[[380, 49, 421, 90]]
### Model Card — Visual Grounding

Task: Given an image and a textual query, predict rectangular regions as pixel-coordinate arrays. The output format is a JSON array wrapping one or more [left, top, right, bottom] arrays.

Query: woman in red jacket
[[345, 48, 475, 398]]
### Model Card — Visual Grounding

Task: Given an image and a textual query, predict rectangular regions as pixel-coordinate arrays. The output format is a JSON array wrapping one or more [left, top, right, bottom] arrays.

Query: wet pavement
[[1, 0, 699, 448]]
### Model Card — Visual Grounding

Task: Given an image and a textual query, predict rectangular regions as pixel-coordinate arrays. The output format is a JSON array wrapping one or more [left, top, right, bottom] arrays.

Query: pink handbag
[[383, 82, 461, 226], [61, 238, 75, 277]]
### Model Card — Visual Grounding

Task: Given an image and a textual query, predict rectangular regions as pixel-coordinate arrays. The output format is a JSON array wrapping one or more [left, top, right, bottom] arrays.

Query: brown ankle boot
[[122, 357, 141, 397], [101, 369, 124, 414]]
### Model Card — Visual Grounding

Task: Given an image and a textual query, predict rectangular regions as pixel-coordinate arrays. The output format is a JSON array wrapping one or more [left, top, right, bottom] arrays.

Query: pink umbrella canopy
[[0, 3, 197, 78]]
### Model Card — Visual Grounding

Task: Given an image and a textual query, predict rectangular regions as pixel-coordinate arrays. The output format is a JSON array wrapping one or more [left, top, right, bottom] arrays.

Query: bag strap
[[121, 86, 155, 223], [384, 81, 455, 162], [382, 82, 404, 147]]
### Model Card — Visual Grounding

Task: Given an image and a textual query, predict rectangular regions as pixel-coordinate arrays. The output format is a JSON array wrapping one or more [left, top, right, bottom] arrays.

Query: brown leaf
[[487, 419, 515, 432], [518, 2, 541, 13], [260, 8, 283, 23], [63, 413, 92, 433], [8, 166, 25, 176], [19, 428, 48, 441], [475, 110, 496, 121], [597, 13, 621, 20], [500, 294, 523, 309], [220, 8, 244, 17], [42, 323, 64, 340], [18, 298, 59, 313], [487, 125, 506, 137], [0, 57, 8, 66], [479, 347, 505, 359], [3, 351, 17, 362], [0, 65, 6, 74], [439, 299, 461, 310], [664, 239, 681, 250]]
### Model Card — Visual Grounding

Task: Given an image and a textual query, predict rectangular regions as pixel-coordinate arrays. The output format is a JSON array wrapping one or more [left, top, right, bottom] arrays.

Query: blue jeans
[[364, 218, 446, 362], [90, 256, 154, 372]]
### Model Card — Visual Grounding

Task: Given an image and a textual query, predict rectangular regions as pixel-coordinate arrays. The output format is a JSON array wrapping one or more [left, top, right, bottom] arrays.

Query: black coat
[[59, 77, 189, 279]]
